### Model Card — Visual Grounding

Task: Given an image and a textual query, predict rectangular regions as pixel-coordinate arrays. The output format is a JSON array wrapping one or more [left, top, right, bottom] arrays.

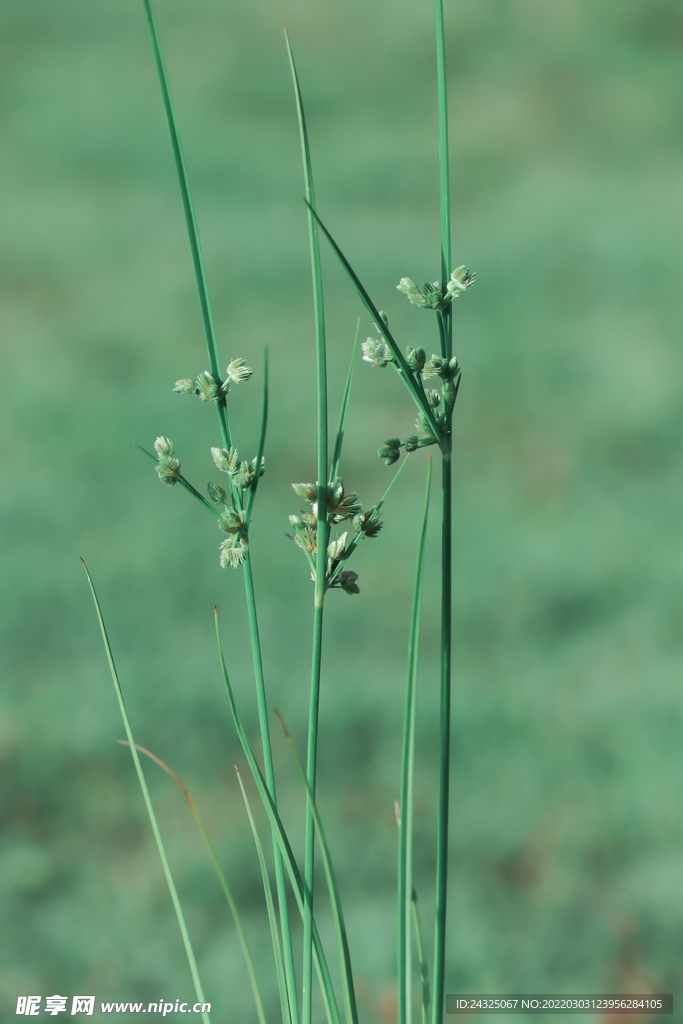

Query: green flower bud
[[334, 570, 360, 595], [292, 483, 318, 503], [156, 457, 180, 486], [154, 436, 175, 458], [362, 336, 394, 369], [403, 434, 419, 453], [353, 506, 383, 538], [219, 538, 246, 569], [425, 388, 441, 408], [173, 378, 196, 395], [207, 481, 227, 504], [327, 532, 348, 561], [445, 265, 476, 298], [219, 507, 246, 534], [406, 346, 426, 372], [195, 371, 225, 402], [224, 358, 253, 386], [211, 447, 239, 474], [378, 437, 401, 465], [415, 411, 435, 438], [423, 355, 444, 380]]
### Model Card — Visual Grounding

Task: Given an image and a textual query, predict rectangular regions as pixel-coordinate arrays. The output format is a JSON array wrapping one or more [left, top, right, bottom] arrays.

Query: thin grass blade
[[330, 319, 360, 483], [215, 609, 341, 1024], [398, 458, 432, 1024], [433, 6, 454, 1018], [119, 742, 266, 1024], [245, 346, 269, 523], [302, 202, 443, 445], [275, 712, 359, 1024], [285, 31, 331, 1024], [140, 0, 231, 450], [236, 768, 292, 1024], [134, 444, 221, 518], [81, 560, 210, 1024]]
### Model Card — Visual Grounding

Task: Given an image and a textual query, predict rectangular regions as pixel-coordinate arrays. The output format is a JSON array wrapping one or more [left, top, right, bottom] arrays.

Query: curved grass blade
[[302, 202, 443, 446], [398, 458, 432, 1024], [215, 609, 341, 1024], [330, 319, 360, 483], [81, 560, 210, 1024], [140, 0, 231, 452], [119, 742, 266, 1024], [236, 768, 292, 1024], [275, 712, 359, 1024]]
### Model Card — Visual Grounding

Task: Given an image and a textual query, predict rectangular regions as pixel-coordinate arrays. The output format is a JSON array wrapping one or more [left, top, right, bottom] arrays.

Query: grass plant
[[85, 0, 476, 1020]]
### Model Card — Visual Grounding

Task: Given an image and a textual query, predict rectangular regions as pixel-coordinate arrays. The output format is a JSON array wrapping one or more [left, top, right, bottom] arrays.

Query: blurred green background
[[2, 0, 683, 1020]]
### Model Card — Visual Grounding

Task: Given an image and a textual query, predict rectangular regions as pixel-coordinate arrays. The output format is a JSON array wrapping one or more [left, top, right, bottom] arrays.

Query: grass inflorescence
[[84, 1, 476, 1022]]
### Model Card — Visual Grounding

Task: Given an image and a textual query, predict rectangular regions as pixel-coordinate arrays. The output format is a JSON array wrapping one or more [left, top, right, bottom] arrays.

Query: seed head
[[333, 570, 360, 596], [154, 436, 175, 458], [156, 457, 180, 486], [219, 507, 246, 534], [292, 483, 318, 503], [219, 538, 246, 569], [362, 336, 394, 369], [195, 371, 225, 402], [378, 437, 401, 466], [211, 447, 240, 474], [224, 358, 253, 386], [445, 265, 476, 298], [406, 346, 426, 373], [207, 481, 227, 504], [327, 532, 348, 562], [172, 378, 196, 395]]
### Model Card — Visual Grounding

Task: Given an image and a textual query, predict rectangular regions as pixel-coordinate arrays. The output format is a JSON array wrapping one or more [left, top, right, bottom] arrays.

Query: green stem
[[433, 446, 452, 1024], [242, 546, 300, 1024], [398, 461, 432, 1024], [285, 32, 330, 1024], [434, 0, 451, 292]]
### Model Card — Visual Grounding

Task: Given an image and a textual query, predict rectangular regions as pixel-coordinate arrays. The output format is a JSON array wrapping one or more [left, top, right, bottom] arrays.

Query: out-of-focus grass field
[[2, 0, 683, 1019]]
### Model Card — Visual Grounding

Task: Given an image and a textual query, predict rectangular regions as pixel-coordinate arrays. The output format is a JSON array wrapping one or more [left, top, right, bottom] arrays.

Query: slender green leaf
[[119, 742, 266, 1024], [275, 712, 359, 1024], [303, 201, 444, 446], [140, 0, 231, 452], [398, 459, 432, 1024], [330, 319, 360, 483], [134, 444, 221, 518], [237, 768, 292, 1024], [245, 346, 269, 523], [433, 4, 454, 1019], [215, 609, 341, 1024], [81, 560, 210, 1024], [285, 31, 330, 1024]]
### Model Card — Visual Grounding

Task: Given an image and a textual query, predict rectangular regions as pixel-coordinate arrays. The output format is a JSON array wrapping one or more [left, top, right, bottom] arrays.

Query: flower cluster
[[173, 358, 253, 402], [154, 436, 181, 485], [396, 266, 475, 312], [210, 447, 265, 493], [287, 477, 384, 595]]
